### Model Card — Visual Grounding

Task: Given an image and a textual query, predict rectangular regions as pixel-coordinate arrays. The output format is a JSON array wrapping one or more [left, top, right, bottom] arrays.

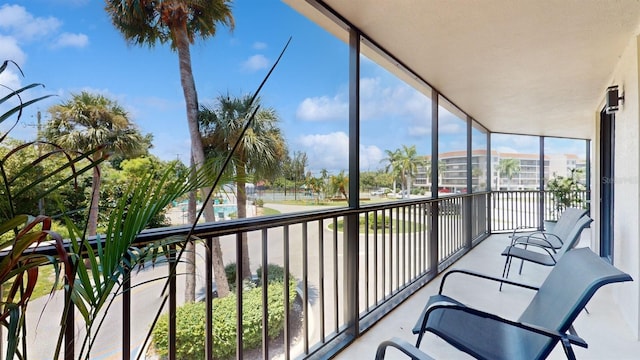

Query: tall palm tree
[[105, 0, 233, 219], [497, 158, 521, 190], [382, 145, 423, 198], [200, 94, 287, 279], [382, 148, 402, 194], [105, 0, 234, 297], [44, 91, 147, 238], [397, 145, 422, 198]]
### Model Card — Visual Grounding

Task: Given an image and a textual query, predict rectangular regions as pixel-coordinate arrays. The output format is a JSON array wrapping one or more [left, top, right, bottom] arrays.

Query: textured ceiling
[[285, 0, 640, 139]]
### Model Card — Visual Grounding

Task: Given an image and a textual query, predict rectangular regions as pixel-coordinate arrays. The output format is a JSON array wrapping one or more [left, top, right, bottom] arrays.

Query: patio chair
[[411, 248, 632, 360], [375, 337, 435, 360], [501, 216, 592, 283], [510, 207, 588, 250]]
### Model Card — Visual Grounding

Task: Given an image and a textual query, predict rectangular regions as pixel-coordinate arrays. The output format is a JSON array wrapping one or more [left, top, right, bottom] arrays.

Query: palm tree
[[105, 0, 233, 217], [397, 145, 422, 198], [381, 148, 402, 194], [200, 94, 286, 279], [44, 91, 147, 238], [105, 0, 234, 298], [497, 158, 521, 190], [382, 145, 423, 198], [329, 171, 349, 200]]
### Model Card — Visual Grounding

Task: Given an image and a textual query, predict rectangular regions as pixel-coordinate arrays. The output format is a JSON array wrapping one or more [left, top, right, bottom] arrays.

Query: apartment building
[[414, 149, 586, 192]]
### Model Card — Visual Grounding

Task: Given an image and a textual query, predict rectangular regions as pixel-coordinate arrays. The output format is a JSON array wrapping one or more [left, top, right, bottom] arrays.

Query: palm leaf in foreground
[[59, 160, 221, 359]]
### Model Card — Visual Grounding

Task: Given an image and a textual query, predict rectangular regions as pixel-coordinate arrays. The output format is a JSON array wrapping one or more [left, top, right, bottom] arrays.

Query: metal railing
[[6, 193, 494, 360], [490, 190, 589, 232]]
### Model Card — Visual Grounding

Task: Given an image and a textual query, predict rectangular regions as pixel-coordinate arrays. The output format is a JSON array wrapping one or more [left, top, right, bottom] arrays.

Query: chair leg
[[415, 330, 425, 347], [500, 255, 513, 291], [560, 337, 577, 360], [518, 243, 528, 275]]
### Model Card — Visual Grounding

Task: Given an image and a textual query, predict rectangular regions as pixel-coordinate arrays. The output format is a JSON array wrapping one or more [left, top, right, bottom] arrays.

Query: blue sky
[[0, 1, 585, 175]]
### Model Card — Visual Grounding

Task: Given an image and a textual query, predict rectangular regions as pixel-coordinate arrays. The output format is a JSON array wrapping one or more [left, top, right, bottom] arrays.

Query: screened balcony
[[11, 190, 633, 360], [5, 0, 640, 359]]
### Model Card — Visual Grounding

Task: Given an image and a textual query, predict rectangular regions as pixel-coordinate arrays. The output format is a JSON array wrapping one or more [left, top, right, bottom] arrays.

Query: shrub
[[225, 263, 237, 287], [256, 263, 287, 285], [152, 280, 297, 359], [152, 263, 296, 359], [368, 213, 390, 230], [254, 198, 264, 207]]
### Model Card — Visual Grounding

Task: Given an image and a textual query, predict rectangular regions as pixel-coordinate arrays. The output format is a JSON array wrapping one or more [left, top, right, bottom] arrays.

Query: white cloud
[[296, 131, 383, 172], [0, 35, 26, 65], [0, 4, 61, 41], [0, 63, 22, 90], [494, 146, 519, 154], [241, 54, 269, 72], [439, 121, 463, 134], [52, 32, 89, 48], [252, 42, 267, 50], [298, 132, 349, 171], [408, 126, 430, 136], [297, 76, 431, 127], [360, 144, 384, 170], [359, 76, 430, 121], [296, 95, 348, 121]]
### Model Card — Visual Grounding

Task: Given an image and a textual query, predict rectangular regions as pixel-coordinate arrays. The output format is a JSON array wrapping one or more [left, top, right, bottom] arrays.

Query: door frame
[[599, 108, 615, 262]]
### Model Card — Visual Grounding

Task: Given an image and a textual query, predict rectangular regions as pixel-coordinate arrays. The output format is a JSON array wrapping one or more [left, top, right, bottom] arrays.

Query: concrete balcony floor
[[336, 232, 640, 360]]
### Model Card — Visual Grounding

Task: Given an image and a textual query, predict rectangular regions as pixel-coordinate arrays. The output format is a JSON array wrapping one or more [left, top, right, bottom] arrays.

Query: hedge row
[[152, 269, 297, 359]]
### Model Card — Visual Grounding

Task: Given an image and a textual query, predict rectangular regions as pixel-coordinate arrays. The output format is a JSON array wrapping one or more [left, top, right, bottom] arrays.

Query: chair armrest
[[507, 241, 556, 257], [509, 226, 536, 241], [375, 337, 436, 360], [513, 232, 562, 249], [517, 321, 587, 348], [439, 269, 539, 294]]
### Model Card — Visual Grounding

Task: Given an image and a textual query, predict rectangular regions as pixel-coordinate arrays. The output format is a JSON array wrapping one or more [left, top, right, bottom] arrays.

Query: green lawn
[[2, 264, 61, 302], [328, 217, 424, 233], [261, 207, 280, 216]]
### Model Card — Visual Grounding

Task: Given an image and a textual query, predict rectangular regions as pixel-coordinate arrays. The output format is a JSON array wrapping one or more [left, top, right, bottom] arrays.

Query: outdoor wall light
[[605, 85, 624, 114]]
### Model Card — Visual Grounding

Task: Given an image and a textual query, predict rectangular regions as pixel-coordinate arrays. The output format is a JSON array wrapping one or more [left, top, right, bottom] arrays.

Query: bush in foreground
[[152, 266, 297, 359]]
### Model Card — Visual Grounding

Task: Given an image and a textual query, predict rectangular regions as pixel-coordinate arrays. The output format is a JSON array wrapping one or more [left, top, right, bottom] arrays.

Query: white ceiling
[[285, 0, 640, 139]]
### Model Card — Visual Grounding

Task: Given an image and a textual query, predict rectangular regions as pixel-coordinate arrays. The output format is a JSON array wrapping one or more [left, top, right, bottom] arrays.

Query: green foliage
[[547, 168, 585, 212], [99, 157, 179, 230], [360, 170, 394, 191], [0, 60, 86, 360], [497, 158, 521, 190], [368, 213, 390, 230], [225, 262, 237, 287], [329, 171, 349, 200], [253, 198, 264, 207], [63, 160, 224, 359], [381, 145, 424, 197], [152, 280, 297, 359], [256, 263, 287, 285]]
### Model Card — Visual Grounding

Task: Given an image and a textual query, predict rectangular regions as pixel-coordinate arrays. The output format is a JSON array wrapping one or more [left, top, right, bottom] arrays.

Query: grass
[[328, 217, 424, 233], [1, 264, 61, 302], [261, 207, 280, 216]]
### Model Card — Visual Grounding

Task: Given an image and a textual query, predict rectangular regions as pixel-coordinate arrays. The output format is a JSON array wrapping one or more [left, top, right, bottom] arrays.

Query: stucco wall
[[601, 34, 640, 339]]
